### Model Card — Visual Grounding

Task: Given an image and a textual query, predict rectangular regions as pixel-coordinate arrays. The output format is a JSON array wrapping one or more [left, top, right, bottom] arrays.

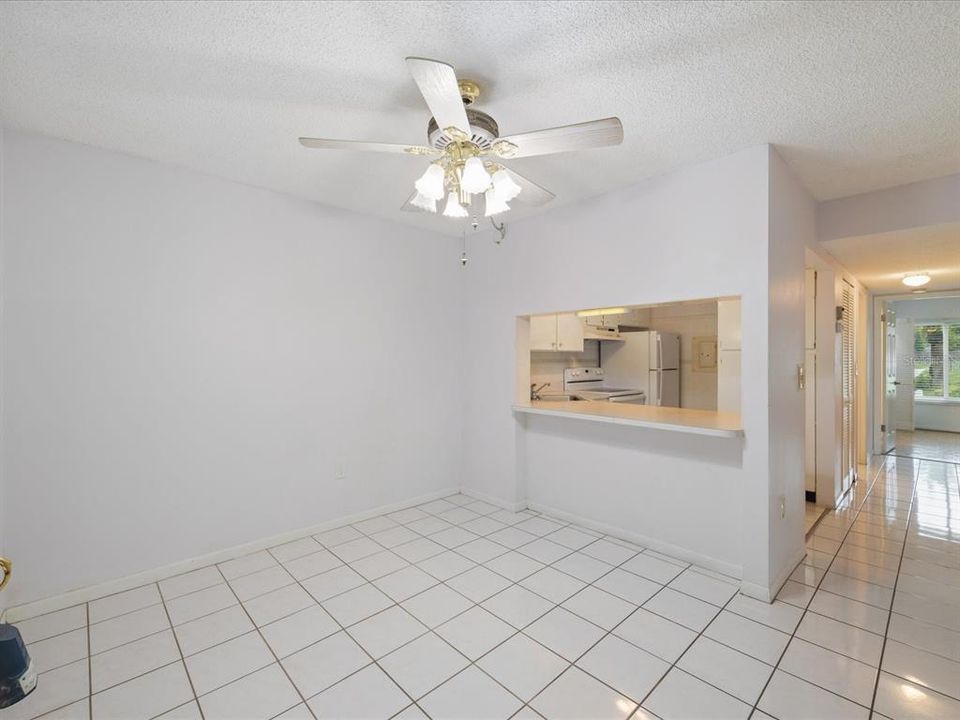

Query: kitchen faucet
[[530, 382, 551, 400]]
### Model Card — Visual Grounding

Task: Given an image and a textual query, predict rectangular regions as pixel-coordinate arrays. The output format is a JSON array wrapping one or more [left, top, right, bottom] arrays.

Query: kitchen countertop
[[513, 400, 744, 438]]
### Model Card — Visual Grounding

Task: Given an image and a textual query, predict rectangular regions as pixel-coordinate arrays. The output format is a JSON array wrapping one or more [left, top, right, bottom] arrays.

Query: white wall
[[0, 123, 6, 615], [914, 404, 960, 433], [818, 173, 960, 242], [463, 145, 803, 595], [0, 130, 464, 607], [767, 148, 814, 584]]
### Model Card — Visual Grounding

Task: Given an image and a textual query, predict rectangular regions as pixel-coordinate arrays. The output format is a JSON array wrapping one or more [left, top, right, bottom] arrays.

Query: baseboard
[[459, 487, 526, 513], [526, 501, 741, 580], [740, 546, 808, 603], [4, 486, 459, 623]]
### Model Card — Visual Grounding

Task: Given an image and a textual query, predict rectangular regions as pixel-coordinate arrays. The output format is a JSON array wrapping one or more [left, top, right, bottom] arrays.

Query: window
[[914, 322, 960, 400]]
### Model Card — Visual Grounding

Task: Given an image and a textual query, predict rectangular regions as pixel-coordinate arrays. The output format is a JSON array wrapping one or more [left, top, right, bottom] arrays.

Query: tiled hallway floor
[[887, 429, 960, 464], [9, 454, 960, 719]]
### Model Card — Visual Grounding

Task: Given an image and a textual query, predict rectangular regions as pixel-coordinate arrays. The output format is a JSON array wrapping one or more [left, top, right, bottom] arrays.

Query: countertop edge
[[512, 404, 745, 439]]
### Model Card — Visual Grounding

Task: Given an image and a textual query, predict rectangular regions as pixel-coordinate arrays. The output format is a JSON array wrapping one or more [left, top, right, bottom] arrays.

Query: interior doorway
[[803, 268, 826, 533], [874, 293, 960, 461]]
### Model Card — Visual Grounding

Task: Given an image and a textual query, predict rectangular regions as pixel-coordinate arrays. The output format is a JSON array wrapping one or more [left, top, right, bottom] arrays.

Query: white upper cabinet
[[530, 314, 559, 351], [529, 313, 585, 352], [717, 298, 742, 351], [556, 313, 585, 352]]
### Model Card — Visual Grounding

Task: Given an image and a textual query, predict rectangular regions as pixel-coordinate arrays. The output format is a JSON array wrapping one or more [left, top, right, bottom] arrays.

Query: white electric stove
[[562, 368, 647, 404]]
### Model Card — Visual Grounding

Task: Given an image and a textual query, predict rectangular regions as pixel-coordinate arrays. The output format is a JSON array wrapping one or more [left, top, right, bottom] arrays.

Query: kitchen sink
[[535, 394, 586, 402]]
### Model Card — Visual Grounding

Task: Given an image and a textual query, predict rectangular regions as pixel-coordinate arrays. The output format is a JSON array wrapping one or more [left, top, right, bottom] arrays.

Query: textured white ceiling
[[822, 222, 960, 294], [2, 1, 958, 236]]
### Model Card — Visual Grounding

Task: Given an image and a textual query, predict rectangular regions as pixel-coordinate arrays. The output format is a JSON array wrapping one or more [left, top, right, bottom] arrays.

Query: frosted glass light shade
[[461, 157, 492, 194], [491, 169, 522, 202], [414, 163, 445, 200], [484, 188, 510, 216], [442, 192, 469, 218], [411, 192, 437, 213], [902, 273, 930, 287]]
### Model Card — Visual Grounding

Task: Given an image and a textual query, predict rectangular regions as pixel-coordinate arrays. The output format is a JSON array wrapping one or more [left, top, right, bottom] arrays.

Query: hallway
[[886, 430, 960, 465], [778, 446, 960, 718]]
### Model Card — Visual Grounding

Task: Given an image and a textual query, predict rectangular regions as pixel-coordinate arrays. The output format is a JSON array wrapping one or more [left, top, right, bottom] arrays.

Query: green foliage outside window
[[914, 323, 960, 399]]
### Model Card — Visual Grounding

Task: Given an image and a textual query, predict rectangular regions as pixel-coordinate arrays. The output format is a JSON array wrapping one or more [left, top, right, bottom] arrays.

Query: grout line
[[210, 563, 322, 720], [36, 480, 960, 719], [156, 581, 207, 720], [24, 494, 718, 718], [868, 457, 960, 709], [746, 457, 890, 718]]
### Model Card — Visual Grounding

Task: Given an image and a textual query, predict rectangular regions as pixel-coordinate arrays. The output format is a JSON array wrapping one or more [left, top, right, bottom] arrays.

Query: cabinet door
[[718, 298, 742, 351], [717, 349, 741, 413], [556, 313, 584, 352], [530, 315, 558, 351]]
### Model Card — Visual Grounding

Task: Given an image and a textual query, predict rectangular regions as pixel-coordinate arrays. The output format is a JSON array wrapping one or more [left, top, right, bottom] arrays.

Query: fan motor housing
[[428, 109, 500, 151]]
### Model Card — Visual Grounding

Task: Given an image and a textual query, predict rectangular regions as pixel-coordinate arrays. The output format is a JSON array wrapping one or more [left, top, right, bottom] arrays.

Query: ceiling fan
[[299, 57, 624, 221]]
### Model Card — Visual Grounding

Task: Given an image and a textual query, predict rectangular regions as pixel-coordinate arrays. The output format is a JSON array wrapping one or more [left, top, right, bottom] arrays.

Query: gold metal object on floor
[[0, 557, 11, 592]]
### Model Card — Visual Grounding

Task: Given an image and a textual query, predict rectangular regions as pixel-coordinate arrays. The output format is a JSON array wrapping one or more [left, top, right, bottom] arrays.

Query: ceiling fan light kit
[[484, 187, 510, 217], [298, 57, 623, 222], [442, 191, 469, 218]]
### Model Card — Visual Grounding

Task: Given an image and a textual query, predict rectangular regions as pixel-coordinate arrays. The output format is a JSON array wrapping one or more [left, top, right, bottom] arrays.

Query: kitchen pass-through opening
[[522, 296, 741, 417]]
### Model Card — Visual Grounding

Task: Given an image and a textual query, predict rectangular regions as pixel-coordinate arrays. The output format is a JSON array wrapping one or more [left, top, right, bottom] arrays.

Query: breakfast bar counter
[[513, 400, 743, 438]]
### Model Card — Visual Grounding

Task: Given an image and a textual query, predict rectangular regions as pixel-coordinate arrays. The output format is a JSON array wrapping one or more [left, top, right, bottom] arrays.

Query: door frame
[[869, 289, 960, 456]]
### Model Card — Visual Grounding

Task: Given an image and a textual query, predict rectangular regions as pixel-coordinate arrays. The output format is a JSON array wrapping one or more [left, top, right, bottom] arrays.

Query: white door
[[840, 281, 856, 491], [804, 269, 817, 494], [556, 313, 585, 352], [894, 318, 915, 431], [880, 306, 897, 453], [804, 348, 817, 493], [530, 314, 557, 351]]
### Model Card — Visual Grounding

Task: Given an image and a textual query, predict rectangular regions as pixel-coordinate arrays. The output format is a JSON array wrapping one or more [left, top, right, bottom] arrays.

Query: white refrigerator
[[601, 331, 681, 407]]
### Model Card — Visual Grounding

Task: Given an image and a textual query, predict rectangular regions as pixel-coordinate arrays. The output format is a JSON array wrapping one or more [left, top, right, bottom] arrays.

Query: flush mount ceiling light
[[902, 273, 931, 287], [298, 57, 624, 221]]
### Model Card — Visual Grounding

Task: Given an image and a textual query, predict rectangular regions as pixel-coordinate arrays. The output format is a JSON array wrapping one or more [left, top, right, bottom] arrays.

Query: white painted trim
[[527, 500, 742, 580], [740, 546, 807, 602], [460, 487, 526, 513], [4, 486, 459, 623]]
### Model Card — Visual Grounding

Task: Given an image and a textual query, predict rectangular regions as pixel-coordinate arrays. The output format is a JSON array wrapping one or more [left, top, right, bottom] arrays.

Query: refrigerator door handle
[[656, 369, 662, 405], [656, 334, 662, 370]]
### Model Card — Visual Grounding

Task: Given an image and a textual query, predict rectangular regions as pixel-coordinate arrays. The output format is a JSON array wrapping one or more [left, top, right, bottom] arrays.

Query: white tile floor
[[8, 452, 960, 719]]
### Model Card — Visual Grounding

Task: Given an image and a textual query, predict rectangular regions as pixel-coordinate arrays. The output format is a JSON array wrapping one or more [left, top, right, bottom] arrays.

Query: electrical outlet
[[335, 461, 345, 480], [779, 495, 786, 519]]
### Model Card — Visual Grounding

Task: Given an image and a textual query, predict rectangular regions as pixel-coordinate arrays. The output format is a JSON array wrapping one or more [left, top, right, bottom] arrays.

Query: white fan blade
[[299, 138, 437, 156], [496, 117, 623, 158], [405, 57, 470, 136], [504, 168, 555, 207]]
